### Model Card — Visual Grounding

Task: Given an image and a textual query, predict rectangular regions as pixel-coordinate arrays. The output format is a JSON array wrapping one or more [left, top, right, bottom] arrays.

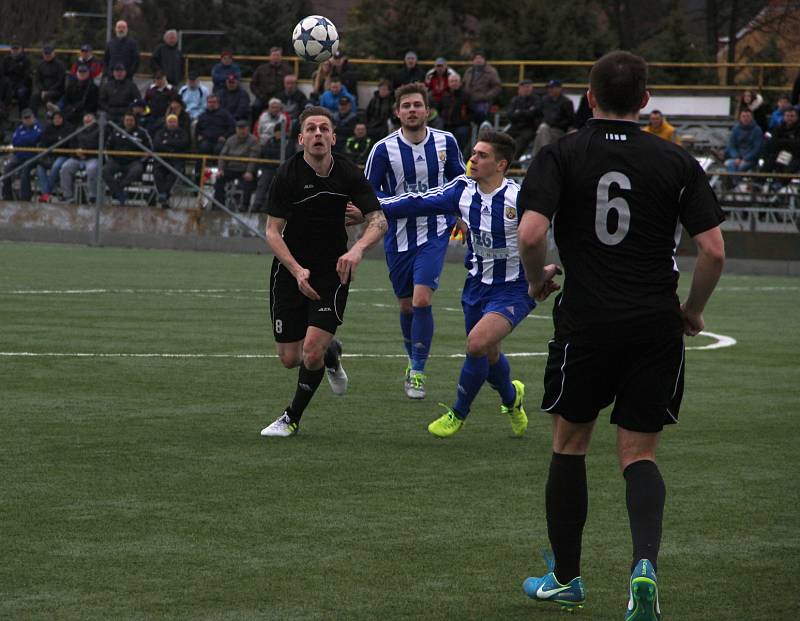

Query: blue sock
[[487, 353, 516, 407], [453, 355, 489, 419], [410, 305, 433, 372], [400, 312, 413, 360]]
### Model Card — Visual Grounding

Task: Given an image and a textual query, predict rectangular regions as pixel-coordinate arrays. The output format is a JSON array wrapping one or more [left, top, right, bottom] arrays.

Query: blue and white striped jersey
[[380, 175, 525, 285], [365, 127, 466, 254]]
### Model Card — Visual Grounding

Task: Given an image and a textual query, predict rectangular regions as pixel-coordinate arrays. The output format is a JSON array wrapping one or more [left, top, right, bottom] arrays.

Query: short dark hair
[[395, 82, 429, 108], [476, 129, 515, 171], [650, 109, 663, 116], [589, 51, 648, 116], [299, 106, 334, 130]]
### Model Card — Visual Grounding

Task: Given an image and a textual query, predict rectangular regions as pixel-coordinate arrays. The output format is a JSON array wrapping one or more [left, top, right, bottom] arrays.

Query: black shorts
[[269, 259, 349, 343], [540, 336, 685, 433]]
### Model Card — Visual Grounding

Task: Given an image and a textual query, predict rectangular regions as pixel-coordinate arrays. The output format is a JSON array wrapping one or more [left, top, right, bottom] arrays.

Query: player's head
[[588, 51, 649, 117], [299, 106, 336, 155], [395, 82, 429, 131], [469, 129, 515, 180]]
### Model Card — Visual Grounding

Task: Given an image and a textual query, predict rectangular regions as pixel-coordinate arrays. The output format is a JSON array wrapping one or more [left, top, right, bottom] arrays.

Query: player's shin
[[487, 352, 516, 406], [288, 364, 326, 422], [452, 355, 489, 419], [546, 452, 588, 585], [624, 460, 665, 573], [410, 305, 433, 371]]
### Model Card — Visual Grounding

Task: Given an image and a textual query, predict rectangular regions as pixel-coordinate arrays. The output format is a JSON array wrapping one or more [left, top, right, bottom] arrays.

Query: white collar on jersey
[[397, 126, 430, 148], [474, 176, 509, 198]]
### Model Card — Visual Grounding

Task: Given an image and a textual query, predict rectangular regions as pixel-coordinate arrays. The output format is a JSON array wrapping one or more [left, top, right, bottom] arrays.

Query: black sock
[[323, 341, 340, 369], [624, 459, 665, 574], [546, 452, 588, 584], [288, 364, 325, 422]]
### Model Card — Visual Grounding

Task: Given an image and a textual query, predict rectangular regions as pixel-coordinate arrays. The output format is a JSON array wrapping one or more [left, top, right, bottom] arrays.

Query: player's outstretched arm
[[682, 225, 725, 336], [518, 210, 562, 301], [379, 178, 463, 219], [337, 210, 388, 284], [265, 215, 320, 300]]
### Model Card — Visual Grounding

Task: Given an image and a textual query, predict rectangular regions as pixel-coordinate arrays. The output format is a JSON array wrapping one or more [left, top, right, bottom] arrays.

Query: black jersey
[[518, 118, 724, 344], [267, 152, 381, 272]]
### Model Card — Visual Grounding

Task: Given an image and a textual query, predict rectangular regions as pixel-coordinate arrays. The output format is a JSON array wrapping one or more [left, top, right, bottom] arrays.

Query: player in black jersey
[[260, 106, 387, 438], [517, 52, 726, 619]]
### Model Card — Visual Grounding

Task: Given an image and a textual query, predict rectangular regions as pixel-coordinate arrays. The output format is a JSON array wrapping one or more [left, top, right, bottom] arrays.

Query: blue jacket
[[215, 86, 251, 121], [211, 61, 242, 92], [12, 121, 43, 161], [196, 108, 235, 143], [726, 122, 764, 162], [319, 86, 356, 114]]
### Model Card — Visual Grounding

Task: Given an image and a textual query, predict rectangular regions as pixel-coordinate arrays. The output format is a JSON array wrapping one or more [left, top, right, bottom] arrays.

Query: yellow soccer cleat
[[428, 405, 464, 438], [500, 379, 528, 437]]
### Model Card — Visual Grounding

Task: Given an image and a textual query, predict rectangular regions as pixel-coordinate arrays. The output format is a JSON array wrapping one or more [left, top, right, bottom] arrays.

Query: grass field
[[1, 241, 798, 620]]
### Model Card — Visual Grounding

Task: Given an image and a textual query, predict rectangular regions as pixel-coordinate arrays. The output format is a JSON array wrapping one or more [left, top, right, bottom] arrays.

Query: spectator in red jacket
[[425, 57, 457, 107], [70, 44, 103, 85]]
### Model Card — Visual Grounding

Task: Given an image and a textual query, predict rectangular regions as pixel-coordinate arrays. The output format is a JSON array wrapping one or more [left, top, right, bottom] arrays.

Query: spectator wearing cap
[[130, 98, 157, 136], [425, 57, 457, 107], [392, 51, 426, 91], [60, 113, 100, 204], [319, 77, 356, 115], [532, 78, 575, 155], [71, 44, 103, 84], [462, 50, 502, 124], [35, 109, 73, 202], [1, 109, 42, 201], [98, 64, 141, 123], [277, 74, 308, 127], [195, 94, 235, 158], [150, 29, 184, 87], [1, 41, 33, 114], [333, 95, 358, 151], [331, 50, 358, 104], [214, 119, 259, 210], [152, 113, 189, 207], [102, 111, 153, 204], [211, 49, 241, 92], [163, 98, 191, 136], [215, 73, 250, 121], [344, 122, 373, 166], [506, 79, 542, 160], [145, 71, 177, 120], [179, 73, 209, 121], [103, 20, 140, 78], [365, 78, 394, 141], [61, 66, 96, 133], [254, 98, 290, 145], [250, 46, 292, 122], [32, 45, 66, 115], [439, 72, 471, 153]]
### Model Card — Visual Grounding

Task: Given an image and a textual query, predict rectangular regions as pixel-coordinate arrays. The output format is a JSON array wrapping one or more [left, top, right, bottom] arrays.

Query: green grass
[[1, 241, 798, 620]]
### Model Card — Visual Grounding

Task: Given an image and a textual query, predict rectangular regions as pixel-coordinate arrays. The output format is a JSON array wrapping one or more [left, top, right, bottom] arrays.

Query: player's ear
[[586, 89, 597, 109], [640, 90, 650, 112]]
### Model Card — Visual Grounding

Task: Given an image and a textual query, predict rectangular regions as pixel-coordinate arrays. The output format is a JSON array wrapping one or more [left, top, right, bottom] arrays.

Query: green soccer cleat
[[406, 370, 427, 399], [500, 379, 528, 437], [625, 559, 661, 621], [428, 405, 464, 438]]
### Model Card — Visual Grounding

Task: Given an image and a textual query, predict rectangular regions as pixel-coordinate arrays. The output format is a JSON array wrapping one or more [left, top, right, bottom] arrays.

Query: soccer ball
[[292, 15, 339, 63]]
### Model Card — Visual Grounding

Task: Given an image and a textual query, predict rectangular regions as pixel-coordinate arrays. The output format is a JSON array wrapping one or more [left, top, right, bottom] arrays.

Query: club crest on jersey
[[505, 206, 517, 219], [438, 150, 447, 162]]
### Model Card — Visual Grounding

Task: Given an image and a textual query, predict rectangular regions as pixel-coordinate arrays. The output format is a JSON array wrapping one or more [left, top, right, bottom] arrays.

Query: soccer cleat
[[523, 550, 586, 612], [500, 379, 528, 437], [405, 370, 427, 399], [260, 411, 298, 437], [428, 405, 463, 438], [325, 339, 348, 396], [403, 361, 412, 392], [625, 559, 661, 621]]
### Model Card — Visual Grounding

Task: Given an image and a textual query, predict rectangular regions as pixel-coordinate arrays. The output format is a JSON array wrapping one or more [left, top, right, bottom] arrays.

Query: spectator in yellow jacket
[[643, 109, 681, 145]]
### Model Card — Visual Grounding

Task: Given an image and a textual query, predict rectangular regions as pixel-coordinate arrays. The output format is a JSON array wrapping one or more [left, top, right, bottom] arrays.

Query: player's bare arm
[[344, 201, 365, 226], [517, 210, 562, 301], [337, 209, 387, 284], [681, 225, 725, 336], [266, 215, 320, 300]]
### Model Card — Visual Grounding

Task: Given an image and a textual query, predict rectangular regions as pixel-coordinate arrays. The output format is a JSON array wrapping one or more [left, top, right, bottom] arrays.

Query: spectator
[[736, 89, 768, 133], [254, 98, 290, 145], [179, 72, 208, 121], [1, 109, 42, 201], [333, 96, 358, 149], [724, 108, 764, 182], [462, 51, 502, 124], [250, 46, 292, 121], [768, 94, 793, 131], [425, 57, 456, 107], [762, 106, 800, 181], [211, 49, 241, 92], [60, 113, 100, 204], [427, 105, 444, 130], [144, 71, 176, 120], [1, 41, 33, 114], [344, 121, 373, 165], [506, 79, 541, 160], [150, 29, 184, 87], [214, 119, 259, 210], [365, 78, 394, 141], [642, 109, 681, 145], [62, 64, 99, 126], [103, 20, 140, 78], [32, 45, 66, 115], [573, 92, 592, 130], [532, 79, 575, 155], [277, 73, 308, 125], [98, 64, 141, 123], [310, 59, 333, 102], [196, 94, 235, 157], [35, 110, 73, 201], [130, 98, 157, 135], [439, 73, 471, 153], [0, 74, 12, 139], [331, 50, 359, 103], [252, 124, 294, 212], [152, 113, 189, 207], [70, 44, 103, 84], [392, 51, 426, 91], [319, 77, 355, 115], [102, 111, 152, 204], [164, 98, 191, 135], [216, 73, 250, 121]]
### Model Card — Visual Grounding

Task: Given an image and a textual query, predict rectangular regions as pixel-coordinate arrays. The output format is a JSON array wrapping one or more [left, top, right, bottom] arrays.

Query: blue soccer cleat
[[625, 559, 661, 621], [523, 550, 586, 612]]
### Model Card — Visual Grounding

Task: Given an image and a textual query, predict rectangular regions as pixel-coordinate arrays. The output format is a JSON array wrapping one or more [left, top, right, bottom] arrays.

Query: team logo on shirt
[[505, 206, 517, 219], [438, 150, 447, 162]]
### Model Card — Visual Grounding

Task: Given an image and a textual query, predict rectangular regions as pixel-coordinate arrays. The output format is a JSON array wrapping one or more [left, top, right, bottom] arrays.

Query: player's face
[[469, 141, 505, 180], [300, 116, 335, 155], [397, 94, 428, 130]]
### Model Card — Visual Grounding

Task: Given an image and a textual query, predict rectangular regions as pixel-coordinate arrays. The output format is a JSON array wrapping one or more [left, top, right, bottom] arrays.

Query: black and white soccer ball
[[292, 15, 339, 63]]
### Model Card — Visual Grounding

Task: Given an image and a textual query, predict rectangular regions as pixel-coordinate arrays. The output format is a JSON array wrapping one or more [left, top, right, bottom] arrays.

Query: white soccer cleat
[[325, 339, 348, 396], [405, 370, 427, 399], [260, 412, 298, 437]]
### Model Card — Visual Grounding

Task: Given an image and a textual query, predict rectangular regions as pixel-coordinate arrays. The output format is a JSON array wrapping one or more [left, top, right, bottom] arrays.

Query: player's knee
[[398, 298, 413, 314], [278, 351, 301, 369], [412, 290, 433, 307], [302, 347, 325, 370], [465, 334, 489, 358]]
